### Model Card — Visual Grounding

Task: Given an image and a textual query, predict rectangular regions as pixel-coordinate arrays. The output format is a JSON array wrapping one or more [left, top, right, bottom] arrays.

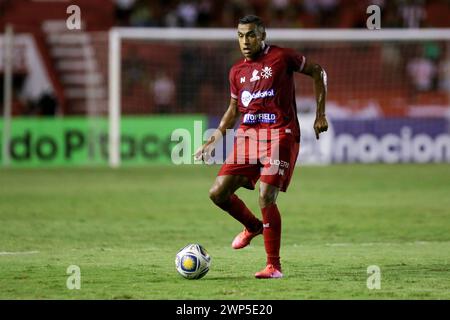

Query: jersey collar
[[244, 43, 271, 62]]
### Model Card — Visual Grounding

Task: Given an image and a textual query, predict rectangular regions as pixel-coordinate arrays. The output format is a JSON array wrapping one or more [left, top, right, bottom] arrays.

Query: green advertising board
[[0, 115, 207, 167]]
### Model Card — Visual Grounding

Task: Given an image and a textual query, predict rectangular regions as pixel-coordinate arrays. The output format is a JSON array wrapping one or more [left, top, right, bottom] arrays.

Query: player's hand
[[193, 143, 213, 163], [314, 114, 328, 140]]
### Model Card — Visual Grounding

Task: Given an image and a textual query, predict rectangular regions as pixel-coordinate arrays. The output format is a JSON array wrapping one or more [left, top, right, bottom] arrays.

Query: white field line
[[0, 251, 39, 256]]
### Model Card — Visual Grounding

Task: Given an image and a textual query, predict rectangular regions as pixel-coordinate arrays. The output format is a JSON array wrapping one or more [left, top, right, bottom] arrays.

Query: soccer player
[[194, 15, 328, 278]]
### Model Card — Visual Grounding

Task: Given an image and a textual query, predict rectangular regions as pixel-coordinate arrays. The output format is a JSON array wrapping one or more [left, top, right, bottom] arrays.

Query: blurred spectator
[[109, 0, 450, 29], [272, 0, 289, 11], [407, 54, 438, 92], [114, 0, 137, 26], [36, 92, 58, 116], [25, 92, 58, 116], [197, 0, 213, 27], [176, 0, 199, 27], [129, 0, 156, 27], [122, 48, 146, 94], [303, 0, 340, 27], [163, 2, 180, 27], [151, 72, 175, 113], [177, 47, 204, 112], [382, 0, 402, 28], [398, 0, 427, 28], [423, 41, 442, 62], [381, 43, 402, 70], [222, 0, 252, 27], [270, 0, 291, 27], [303, 0, 320, 15], [316, 0, 340, 27]]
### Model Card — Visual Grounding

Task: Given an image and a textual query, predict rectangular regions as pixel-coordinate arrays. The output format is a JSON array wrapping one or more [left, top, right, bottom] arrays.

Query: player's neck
[[246, 43, 266, 62]]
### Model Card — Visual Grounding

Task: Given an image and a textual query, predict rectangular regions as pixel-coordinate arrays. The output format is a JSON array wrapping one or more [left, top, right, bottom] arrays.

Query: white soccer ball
[[175, 243, 211, 279]]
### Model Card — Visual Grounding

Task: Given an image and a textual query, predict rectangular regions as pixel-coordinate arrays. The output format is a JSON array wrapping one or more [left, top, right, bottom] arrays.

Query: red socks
[[217, 195, 282, 270], [261, 204, 282, 270], [217, 194, 262, 232]]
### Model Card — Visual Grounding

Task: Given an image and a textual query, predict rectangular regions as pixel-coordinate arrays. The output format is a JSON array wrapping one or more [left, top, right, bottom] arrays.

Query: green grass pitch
[[1, 164, 449, 299]]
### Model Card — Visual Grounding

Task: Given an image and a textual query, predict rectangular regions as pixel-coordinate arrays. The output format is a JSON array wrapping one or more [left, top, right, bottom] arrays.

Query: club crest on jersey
[[240, 89, 275, 107], [250, 70, 260, 82], [261, 66, 273, 79]]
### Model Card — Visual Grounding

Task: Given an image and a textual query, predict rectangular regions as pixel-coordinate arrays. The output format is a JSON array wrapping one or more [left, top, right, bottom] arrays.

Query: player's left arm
[[301, 61, 328, 140]]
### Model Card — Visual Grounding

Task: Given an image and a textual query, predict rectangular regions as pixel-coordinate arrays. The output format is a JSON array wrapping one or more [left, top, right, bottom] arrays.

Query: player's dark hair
[[239, 15, 265, 33]]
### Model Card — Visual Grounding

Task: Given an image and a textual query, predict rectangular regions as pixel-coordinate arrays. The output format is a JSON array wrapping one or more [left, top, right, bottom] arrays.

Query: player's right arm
[[194, 97, 240, 161]]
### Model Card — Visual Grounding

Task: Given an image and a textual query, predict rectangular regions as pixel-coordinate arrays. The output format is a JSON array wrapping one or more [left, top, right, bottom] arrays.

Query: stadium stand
[[0, 0, 113, 115]]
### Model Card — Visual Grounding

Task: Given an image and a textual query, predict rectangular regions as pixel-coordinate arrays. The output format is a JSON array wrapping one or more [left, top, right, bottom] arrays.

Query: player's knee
[[259, 192, 276, 208], [209, 186, 227, 205]]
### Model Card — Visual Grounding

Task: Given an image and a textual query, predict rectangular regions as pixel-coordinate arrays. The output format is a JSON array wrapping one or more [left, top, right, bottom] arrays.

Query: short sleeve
[[229, 67, 238, 99], [284, 48, 306, 73]]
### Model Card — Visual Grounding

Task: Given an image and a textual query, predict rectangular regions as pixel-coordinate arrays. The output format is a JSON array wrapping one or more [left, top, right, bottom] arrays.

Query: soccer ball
[[175, 243, 211, 279]]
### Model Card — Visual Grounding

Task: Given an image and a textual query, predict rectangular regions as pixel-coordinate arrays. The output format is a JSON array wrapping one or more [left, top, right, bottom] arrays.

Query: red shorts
[[217, 133, 300, 192]]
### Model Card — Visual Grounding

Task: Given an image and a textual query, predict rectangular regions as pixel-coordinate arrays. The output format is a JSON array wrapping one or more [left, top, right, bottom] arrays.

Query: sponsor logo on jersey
[[250, 69, 260, 82], [243, 113, 277, 124], [269, 158, 290, 169], [240, 89, 275, 107], [248, 67, 272, 82]]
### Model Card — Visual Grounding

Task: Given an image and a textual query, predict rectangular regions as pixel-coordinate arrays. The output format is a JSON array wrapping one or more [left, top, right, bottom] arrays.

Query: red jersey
[[229, 45, 306, 142]]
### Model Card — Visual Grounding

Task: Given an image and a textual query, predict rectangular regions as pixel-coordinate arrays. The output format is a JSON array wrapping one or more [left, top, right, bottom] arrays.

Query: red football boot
[[255, 264, 283, 279], [231, 225, 263, 249]]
